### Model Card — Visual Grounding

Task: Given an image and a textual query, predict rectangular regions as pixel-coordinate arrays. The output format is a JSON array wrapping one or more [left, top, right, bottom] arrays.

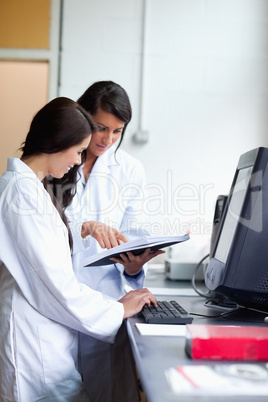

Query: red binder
[[185, 324, 268, 361]]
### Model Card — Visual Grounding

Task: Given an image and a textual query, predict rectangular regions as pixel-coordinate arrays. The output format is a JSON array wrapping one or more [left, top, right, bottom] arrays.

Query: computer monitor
[[205, 147, 268, 313]]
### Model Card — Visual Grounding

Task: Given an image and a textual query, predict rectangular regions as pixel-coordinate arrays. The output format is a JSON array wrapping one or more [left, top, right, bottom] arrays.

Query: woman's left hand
[[110, 248, 165, 276]]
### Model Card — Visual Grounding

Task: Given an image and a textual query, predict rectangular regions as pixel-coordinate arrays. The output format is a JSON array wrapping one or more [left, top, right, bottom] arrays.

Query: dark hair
[[21, 97, 96, 252], [77, 80, 132, 150], [51, 83, 132, 231], [20, 97, 95, 157]]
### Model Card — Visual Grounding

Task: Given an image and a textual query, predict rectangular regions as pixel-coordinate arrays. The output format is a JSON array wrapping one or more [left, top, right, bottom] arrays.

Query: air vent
[[233, 291, 268, 307], [251, 273, 268, 292]]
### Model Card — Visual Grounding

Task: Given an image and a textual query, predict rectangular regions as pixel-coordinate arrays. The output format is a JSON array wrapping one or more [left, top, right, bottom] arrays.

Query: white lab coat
[[65, 146, 149, 402], [0, 158, 124, 402], [66, 145, 149, 297]]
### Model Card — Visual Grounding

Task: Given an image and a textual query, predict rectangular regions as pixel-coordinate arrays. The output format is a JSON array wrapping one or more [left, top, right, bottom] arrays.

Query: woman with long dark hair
[[0, 97, 157, 401], [60, 82, 163, 402]]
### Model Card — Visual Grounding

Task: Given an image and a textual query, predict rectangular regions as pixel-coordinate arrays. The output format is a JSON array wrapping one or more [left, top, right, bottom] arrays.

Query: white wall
[[60, 0, 268, 262]]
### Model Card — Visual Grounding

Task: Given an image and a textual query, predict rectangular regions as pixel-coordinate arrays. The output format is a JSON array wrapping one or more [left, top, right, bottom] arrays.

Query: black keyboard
[[140, 300, 193, 324]]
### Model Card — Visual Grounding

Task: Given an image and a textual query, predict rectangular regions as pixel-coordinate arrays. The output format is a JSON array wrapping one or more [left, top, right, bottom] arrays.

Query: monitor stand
[[207, 292, 268, 323], [209, 291, 237, 309]]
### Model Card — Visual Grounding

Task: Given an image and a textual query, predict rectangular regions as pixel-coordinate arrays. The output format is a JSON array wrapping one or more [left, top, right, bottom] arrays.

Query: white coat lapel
[[87, 146, 120, 224]]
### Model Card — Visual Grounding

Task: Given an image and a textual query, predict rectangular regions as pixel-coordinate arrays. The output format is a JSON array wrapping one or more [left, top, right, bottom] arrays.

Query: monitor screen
[[214, 166, 252, 264], [205, 147, 268, 312]]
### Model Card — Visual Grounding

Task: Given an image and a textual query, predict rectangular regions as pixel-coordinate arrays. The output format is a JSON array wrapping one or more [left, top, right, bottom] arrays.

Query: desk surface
[[126, 267, 268, 402]]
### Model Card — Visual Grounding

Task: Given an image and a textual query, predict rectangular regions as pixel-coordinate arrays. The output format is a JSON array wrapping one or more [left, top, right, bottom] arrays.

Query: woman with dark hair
[[62, 82, 162, 402], [0, 97, 157, 401]]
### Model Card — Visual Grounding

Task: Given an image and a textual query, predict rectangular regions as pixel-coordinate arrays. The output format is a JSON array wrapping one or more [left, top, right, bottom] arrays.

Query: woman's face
[[87, 108, 125, 158], [48, 136, 90, 178]]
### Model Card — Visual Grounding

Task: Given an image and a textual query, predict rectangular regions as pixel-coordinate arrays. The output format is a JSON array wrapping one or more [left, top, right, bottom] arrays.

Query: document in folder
[[82, 234, 190, 267]]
